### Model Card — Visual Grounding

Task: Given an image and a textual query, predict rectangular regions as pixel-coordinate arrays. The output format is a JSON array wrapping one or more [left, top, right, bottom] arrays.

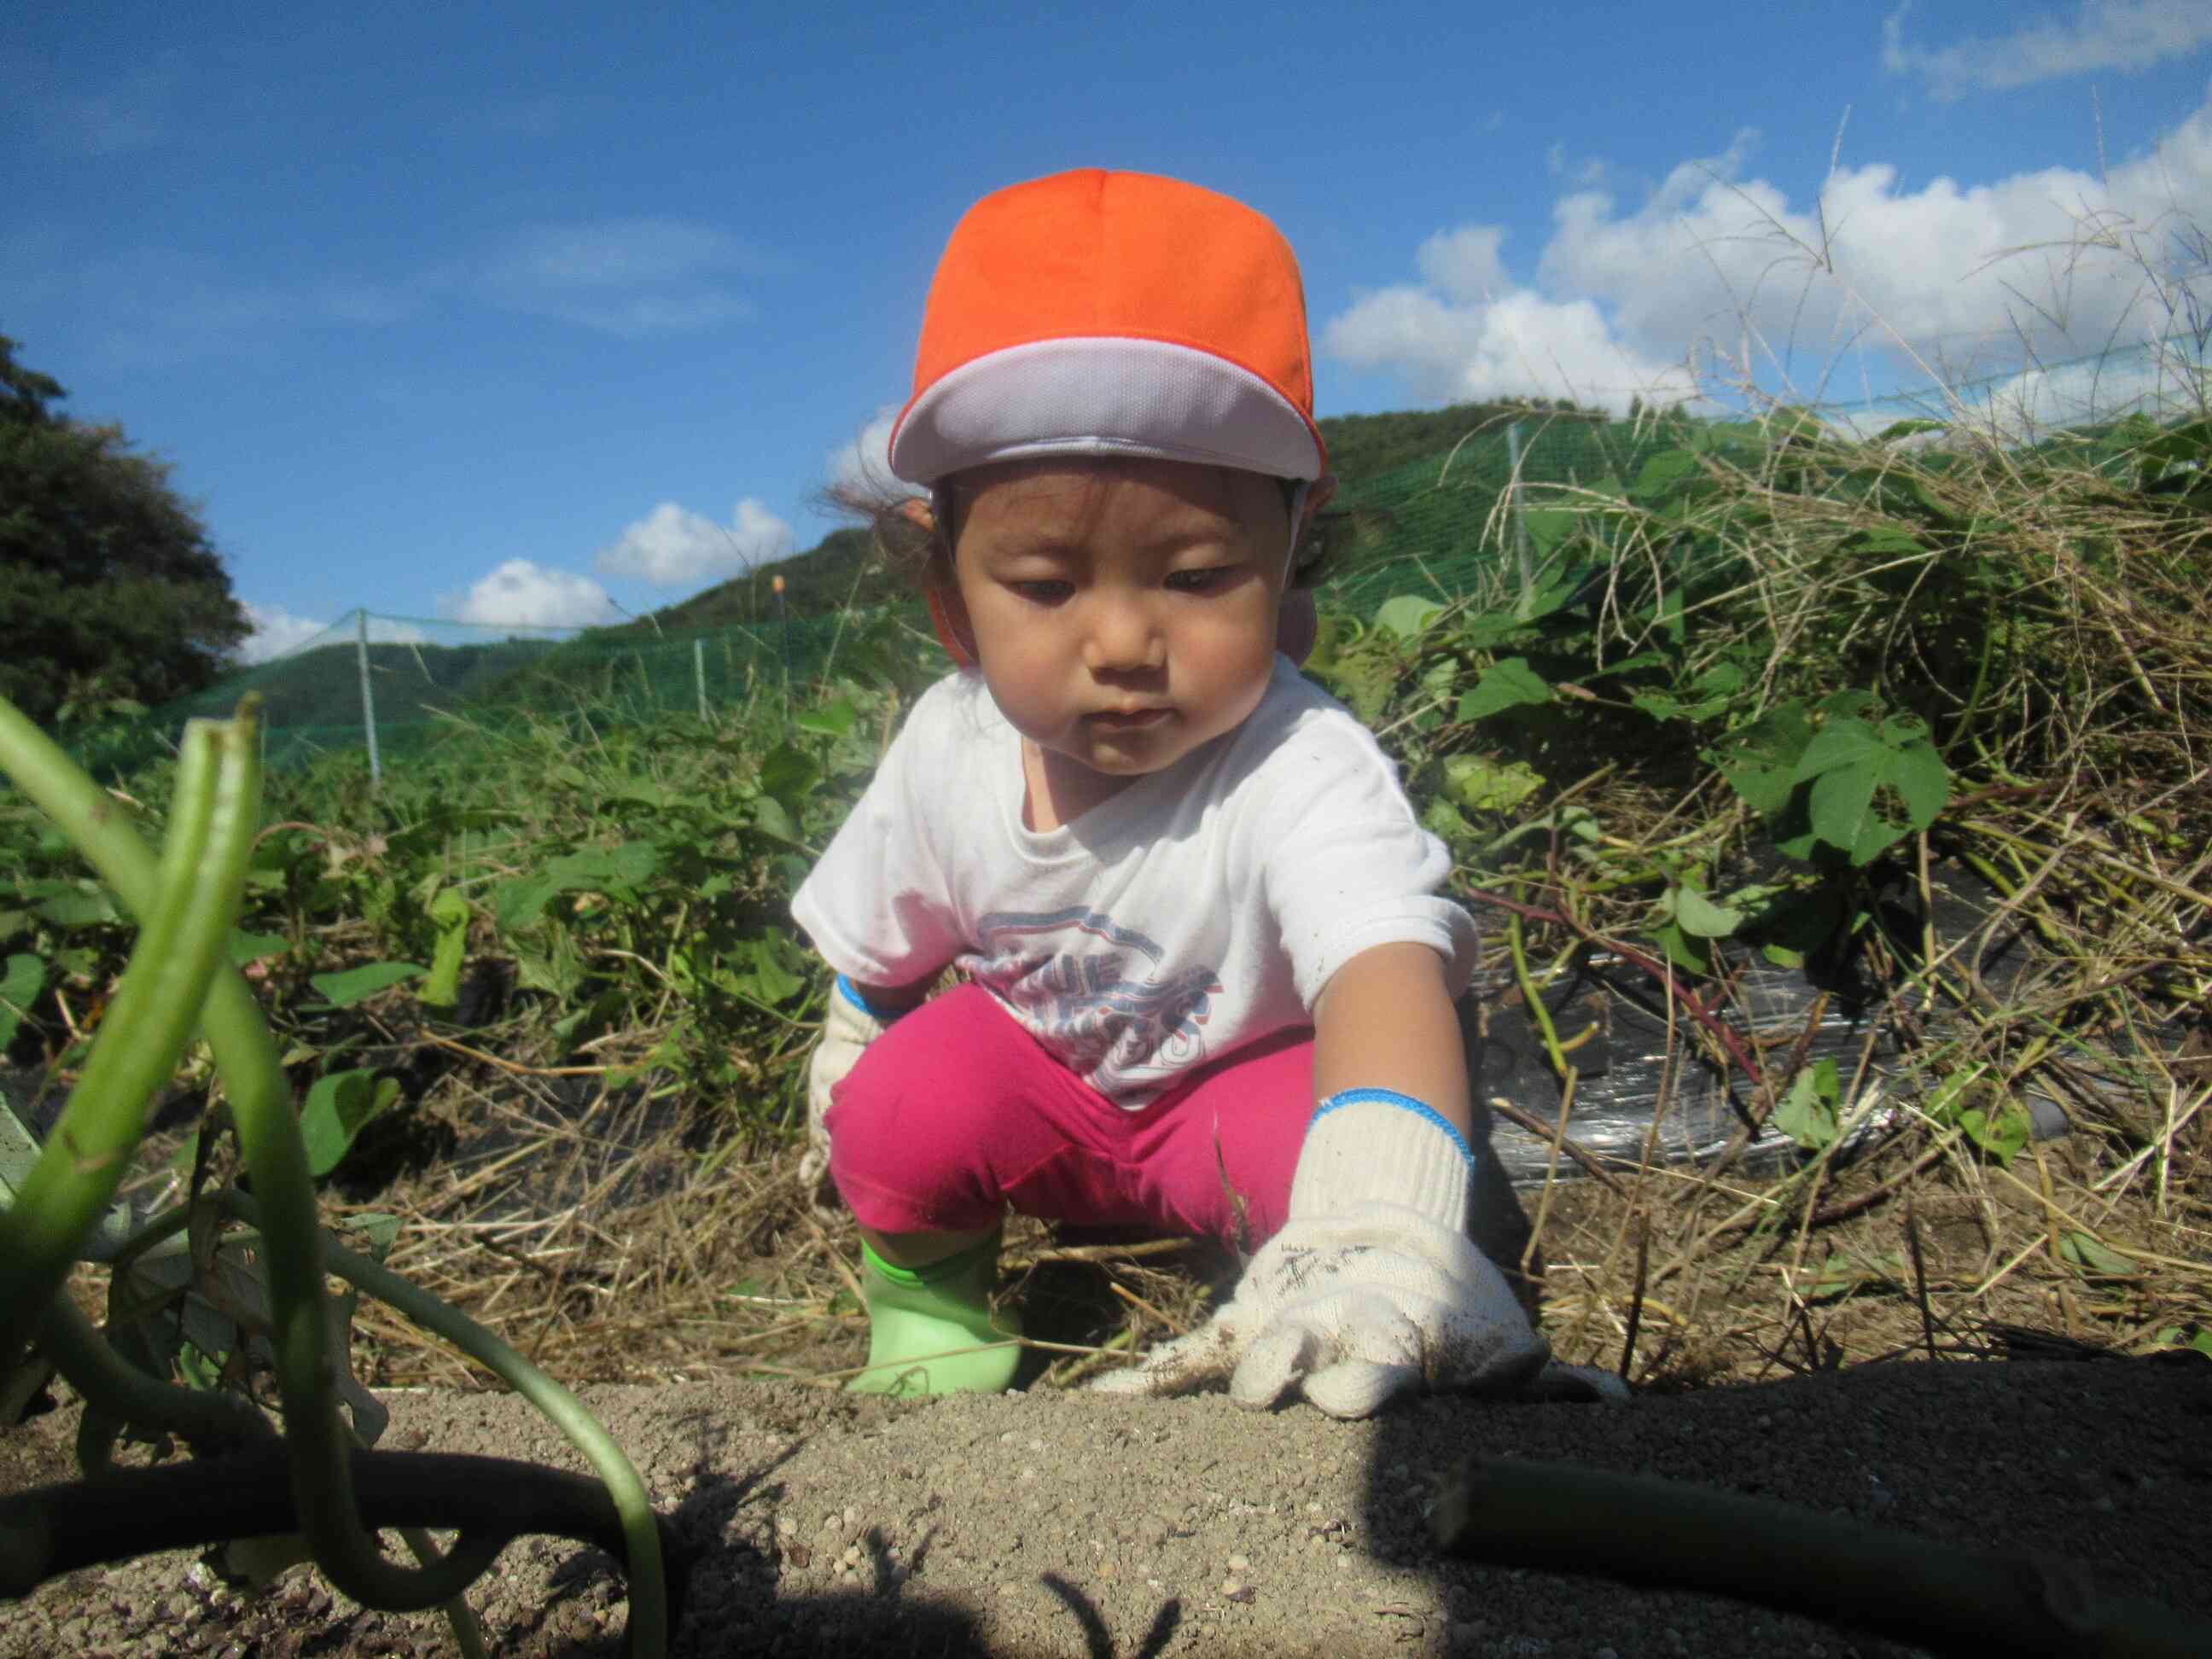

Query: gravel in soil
[[4, 1353, 2209, 1657]]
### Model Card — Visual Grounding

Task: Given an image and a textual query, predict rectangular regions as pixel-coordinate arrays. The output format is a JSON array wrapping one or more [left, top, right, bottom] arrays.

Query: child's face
[[942, 458, 1292, 785]]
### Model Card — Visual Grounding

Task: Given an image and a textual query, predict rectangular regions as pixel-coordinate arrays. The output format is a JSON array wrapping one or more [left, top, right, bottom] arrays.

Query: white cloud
[[1834, 333, 2210, 439], [441, 561, 620, 628], [1883, 1, 2212, 100], [471, 219, 764, 336], [236, 603, 330, 663], [826, 406, 905, 498], [595, 498, 792, 586], [1323, 96, 2212, 412]]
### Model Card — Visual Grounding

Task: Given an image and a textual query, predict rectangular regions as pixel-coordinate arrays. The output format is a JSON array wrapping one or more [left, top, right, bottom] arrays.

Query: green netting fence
[[90, 332, 2207, 779]]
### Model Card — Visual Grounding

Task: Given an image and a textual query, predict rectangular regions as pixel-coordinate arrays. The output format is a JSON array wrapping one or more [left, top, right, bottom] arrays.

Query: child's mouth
[[1088, 707, 1171, 730]]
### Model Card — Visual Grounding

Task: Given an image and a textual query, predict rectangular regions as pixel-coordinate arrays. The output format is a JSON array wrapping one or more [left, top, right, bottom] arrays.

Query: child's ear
[[897, 496, 936, 534], [1302, 473, 1338, 528], [1276, 587, 1318, 667]]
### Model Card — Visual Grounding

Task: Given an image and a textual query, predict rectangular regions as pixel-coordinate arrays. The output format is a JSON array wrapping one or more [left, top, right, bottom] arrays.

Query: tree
[[0, 335, 248, 729]]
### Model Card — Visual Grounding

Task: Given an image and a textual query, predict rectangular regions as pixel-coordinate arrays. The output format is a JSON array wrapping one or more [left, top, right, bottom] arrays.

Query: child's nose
[[1082, 599, 1165, 672]]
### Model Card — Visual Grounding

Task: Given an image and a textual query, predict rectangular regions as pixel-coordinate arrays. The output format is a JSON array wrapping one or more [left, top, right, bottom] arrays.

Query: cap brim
[[889, 336, 1324, 486]]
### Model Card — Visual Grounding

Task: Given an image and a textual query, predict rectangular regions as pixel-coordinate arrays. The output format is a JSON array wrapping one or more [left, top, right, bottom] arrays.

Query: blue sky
[[5, 2, 2209, 661]]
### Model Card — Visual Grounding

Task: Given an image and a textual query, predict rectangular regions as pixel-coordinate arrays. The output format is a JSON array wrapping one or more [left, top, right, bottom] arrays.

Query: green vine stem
[[0, 696, 667, 1653], [221, 1188, 669, 1655], [39, 1281, 486, 1656], [1434, 1455, 2212, 1657], [32, 1294, 273, 1458], [0, 716, 253, 1360]]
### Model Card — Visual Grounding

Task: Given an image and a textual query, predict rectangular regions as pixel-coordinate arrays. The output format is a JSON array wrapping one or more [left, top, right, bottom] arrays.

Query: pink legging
[[826, 982, 1313, 1246]]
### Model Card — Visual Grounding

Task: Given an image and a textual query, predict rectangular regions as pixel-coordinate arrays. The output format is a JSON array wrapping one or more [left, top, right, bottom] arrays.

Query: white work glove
[[799, 976, 899, 1214], [1093, 1090, 1622, 1417]]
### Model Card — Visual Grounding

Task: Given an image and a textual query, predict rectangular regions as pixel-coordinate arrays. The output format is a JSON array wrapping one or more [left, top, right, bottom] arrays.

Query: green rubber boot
[[847, 1235, 1023, 1397]]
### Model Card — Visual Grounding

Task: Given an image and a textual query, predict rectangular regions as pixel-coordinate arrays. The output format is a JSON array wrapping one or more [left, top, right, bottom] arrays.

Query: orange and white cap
[[888, 169, 1327, 486]]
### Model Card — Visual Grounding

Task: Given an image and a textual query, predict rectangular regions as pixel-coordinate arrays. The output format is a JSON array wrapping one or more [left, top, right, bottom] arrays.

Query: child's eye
[[1166, 568, 1234, 593], [1011, 579, 1073, 603]]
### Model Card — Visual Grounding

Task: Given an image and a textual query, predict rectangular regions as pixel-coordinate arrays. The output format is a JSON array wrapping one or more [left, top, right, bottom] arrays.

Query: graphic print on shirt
[[963, 908, 1223, 1102]]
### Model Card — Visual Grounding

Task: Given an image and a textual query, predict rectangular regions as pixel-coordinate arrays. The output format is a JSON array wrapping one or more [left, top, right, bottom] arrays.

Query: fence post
[[772, 575, 791, 684], [694, 637, 708, 722], [1505, 421, 1534, 608], [354, 609, 382, 787]]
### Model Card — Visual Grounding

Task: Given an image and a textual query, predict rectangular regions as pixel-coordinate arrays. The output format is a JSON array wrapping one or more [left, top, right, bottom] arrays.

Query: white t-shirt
[[791, 657, 1479, 1107]]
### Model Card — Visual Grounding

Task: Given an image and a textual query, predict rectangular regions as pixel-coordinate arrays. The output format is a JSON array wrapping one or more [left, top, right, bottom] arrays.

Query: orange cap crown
[[888, 170, 1325, 486]]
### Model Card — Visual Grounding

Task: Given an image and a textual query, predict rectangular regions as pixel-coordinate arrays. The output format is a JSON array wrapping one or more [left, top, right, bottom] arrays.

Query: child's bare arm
[[1310, 942, 1470, 1135]]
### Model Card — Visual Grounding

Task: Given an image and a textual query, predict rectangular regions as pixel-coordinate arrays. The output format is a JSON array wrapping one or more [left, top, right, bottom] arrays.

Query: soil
[[4, 1352, 2209, 1658]]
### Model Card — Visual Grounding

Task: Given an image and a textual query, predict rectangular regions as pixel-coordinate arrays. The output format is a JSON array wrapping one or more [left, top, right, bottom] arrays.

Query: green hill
[[625, 399, 1603, 632], [97, 397, 1619, 770]]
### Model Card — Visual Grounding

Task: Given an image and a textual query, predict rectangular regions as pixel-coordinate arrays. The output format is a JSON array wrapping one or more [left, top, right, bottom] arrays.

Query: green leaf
[[600, 775, 670, 810], [1513, 567, 1587, 623], [1807, 1250, 1902, 1301], [1875, 418, 1947, 442], [1880, 719, 1952, 830], [1708, 701, 1812, 817], [1746, 883, 1846, 966], [794, 697, 859, 738], [32, 885, 119, 928], [748, 934, 806, 1004], [1957, 1103, 2031, 1167], [1847, 527, 1930, 560], [1521, 507, 1579, 554], [337, 1211, 402, 1262], [1454, 658, 1553, 722], [719, 931, 808, 1006], [2058, 1231, 2135, 1278], [226, 931, 289, 969], [300, 1068, 402, 1179], [309, 960, 426, 1007], [1806, 760, 1893, 864], [420, 888, 470, 1009], [1774, 1057, 1842, 1151], [1791, 714, 1952, 864], [1420, 797, 1477, 851], [1374, 595, 1447, 641], [1762, 406, 1829, 445], [0, 952, 44, 1050], [1629, 449, 1703, 503], [1790, 714, 1887, 786], [1441, 755, 1545, 817], [1668, 883, 1744, 939], [1321, 641, 1401, 725], [753, 795, 801, 845], [758, 741, 821, 818], [1651, 917, 1711, 975], [490, 844, 663, 930]]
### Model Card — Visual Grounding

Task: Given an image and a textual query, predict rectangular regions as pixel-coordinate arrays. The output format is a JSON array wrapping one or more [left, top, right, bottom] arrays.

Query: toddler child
[[793, 169, 1598, 1418]]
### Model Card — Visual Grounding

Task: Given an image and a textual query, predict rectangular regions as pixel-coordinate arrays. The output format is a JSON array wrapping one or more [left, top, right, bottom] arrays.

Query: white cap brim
[[889, 336, 1324, 486]]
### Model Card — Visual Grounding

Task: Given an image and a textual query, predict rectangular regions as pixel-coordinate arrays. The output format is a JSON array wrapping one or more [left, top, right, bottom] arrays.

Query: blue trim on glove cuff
[[835, 974, 910, 1022], [1313, 1087, 1475, 1168]]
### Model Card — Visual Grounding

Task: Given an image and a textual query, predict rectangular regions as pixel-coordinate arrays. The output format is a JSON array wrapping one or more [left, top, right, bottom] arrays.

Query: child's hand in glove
[[800, 977, 899, 1212], [1091, 1090, 1627, 1417], [1092, 1198, 1548, 1417]]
